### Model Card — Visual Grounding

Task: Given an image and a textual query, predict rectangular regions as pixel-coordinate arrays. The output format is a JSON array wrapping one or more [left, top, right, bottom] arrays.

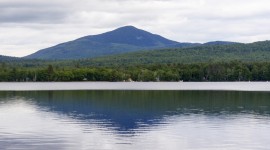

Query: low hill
[[203, 41, 239, 46], [0, 55, 19, 62]]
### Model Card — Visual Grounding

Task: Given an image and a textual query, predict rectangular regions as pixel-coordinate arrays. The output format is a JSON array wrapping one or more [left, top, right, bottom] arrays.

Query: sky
[[1, 0, 270, 57]]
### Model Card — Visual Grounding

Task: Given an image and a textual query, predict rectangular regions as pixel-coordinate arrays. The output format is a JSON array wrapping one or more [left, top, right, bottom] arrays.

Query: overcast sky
[[1, 0, 270, 57]]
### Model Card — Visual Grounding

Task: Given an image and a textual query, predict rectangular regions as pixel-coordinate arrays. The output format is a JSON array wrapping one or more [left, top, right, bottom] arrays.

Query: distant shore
[[0, 82, 270, 91]]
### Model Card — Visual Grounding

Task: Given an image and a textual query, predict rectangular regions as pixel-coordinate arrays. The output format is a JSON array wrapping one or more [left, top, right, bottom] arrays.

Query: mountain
[[25, 26, 196, 59], [80, 41, 270, 66]]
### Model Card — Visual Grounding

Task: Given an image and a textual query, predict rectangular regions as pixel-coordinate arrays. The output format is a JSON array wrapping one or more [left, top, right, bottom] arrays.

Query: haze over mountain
[[25, 26, 197, 60]]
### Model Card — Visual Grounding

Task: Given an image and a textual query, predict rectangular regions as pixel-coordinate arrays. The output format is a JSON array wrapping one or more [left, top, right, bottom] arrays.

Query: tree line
[[0, 61, 270, 82]]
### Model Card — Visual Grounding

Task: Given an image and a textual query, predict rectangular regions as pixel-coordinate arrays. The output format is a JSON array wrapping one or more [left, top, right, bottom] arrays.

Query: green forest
[[1, 61, 270, 82]]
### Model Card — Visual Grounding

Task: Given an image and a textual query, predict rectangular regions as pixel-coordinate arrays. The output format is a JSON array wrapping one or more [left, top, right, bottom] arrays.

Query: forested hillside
[[80, 41, 270, 66]]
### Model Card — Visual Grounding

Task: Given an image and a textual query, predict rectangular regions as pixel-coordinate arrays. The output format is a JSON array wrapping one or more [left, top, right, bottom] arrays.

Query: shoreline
[[0, 82, 270, 91]]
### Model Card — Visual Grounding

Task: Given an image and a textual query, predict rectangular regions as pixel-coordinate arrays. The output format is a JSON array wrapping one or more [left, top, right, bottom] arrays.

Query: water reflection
[[0, 91, 270, 150]]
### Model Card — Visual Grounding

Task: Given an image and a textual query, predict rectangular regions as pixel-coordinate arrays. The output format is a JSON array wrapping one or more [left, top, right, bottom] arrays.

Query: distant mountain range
[[25, 26, 236, 60]]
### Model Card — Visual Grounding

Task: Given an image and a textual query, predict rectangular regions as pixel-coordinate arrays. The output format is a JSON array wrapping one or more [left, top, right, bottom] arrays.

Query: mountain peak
[[116, 25, 138, 30], [86, 25, 179, 47]]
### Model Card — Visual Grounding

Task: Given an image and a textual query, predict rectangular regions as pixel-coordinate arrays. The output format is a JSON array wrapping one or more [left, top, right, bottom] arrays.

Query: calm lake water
[[1, 82, 270, 91], [1, 90, 270, 150]]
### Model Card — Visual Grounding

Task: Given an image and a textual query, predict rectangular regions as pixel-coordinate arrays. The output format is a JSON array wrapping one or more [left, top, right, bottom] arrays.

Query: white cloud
[[0, 0, 270, 57]]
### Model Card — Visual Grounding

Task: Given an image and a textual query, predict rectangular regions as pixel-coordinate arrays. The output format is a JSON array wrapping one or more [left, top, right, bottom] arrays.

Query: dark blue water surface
[[0, 91, 270, 150]]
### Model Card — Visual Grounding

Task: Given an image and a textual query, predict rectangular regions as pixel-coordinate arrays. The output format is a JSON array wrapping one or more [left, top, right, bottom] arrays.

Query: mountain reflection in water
[[0, 90, 270, 150]]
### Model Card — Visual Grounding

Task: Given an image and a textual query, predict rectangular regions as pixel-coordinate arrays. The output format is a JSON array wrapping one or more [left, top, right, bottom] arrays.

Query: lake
[[0, 89, 270, 150]]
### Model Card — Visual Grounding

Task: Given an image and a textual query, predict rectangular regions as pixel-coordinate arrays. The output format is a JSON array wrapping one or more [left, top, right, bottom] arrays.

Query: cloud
[[0, 0, 72, 23], [0, 0, 270, 57]]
